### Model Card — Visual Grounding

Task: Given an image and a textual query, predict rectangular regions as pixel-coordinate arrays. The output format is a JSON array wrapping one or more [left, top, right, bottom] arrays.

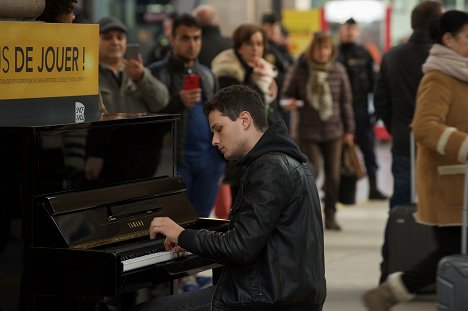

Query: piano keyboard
[[121, 247, 192, 272]]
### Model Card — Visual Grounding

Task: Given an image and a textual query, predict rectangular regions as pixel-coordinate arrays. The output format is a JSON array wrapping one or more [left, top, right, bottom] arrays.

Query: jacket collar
[[238, 120, 308, 167], [167, 52, 201, 73], [408, 31, 432, 44]]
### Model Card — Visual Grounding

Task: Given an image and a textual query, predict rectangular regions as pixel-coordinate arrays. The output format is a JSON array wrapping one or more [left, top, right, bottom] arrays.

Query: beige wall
[[204, 0, 272, 37]]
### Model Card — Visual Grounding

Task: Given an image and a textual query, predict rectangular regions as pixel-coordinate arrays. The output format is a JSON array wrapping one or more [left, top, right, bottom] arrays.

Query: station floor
[[322, 142, 436, 310], [0, 142, 437, 310]]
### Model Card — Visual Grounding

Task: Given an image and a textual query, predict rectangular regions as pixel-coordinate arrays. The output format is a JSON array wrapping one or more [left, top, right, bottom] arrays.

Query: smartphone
[[279, 98, 304, 107], [183, 74, 200, 90], [125, 43, 140, 60]]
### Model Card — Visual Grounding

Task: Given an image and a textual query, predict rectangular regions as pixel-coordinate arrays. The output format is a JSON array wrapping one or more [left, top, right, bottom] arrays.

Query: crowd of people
[[30, 0, 468, 310]]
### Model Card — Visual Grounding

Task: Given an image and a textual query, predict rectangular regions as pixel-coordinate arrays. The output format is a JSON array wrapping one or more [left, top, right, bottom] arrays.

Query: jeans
[[389, 155, 411, 209], [133, 286, 214, 311], [178, 155, 225, 217]]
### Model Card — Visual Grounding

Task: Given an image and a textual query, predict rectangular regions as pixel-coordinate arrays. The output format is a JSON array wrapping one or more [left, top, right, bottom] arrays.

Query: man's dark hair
[[204, 85, 268, 132], [344, 18, 357, 25], [37, 0, 77, 23], [411, 0, 443, 32], [172, 13, 201, 37]]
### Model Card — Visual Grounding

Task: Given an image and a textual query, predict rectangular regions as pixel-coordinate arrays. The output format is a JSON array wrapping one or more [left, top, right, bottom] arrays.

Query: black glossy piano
[[31, 176, 227, 300], [0, 113, 227, 310]]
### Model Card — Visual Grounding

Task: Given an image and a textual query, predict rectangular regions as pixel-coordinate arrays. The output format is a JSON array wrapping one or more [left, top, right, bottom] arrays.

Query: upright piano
[[0, 113, 227, 310]]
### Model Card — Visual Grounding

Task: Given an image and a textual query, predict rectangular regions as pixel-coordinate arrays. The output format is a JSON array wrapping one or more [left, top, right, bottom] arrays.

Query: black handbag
[[338, 170, 358, 205]]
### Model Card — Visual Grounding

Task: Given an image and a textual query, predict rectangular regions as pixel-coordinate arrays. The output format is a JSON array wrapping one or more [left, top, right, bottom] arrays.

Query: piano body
[[0, 113, 227, 310], [31, 176, 228, 299]]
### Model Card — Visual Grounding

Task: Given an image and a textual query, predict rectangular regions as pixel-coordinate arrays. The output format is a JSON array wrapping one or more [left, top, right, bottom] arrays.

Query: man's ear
[[239, 111, 253, 130]]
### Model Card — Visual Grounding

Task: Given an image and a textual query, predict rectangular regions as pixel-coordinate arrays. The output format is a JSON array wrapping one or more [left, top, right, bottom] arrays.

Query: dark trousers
[[300, 139, 342, 212], [134, 286, 214, 311], [401, 226, 462, 293], [353, 106, 378, 181], [133, 285, 324, 311]]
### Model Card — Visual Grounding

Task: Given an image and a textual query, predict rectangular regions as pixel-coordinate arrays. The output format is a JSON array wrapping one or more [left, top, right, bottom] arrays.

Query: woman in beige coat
[[363, 10, 468, 310]]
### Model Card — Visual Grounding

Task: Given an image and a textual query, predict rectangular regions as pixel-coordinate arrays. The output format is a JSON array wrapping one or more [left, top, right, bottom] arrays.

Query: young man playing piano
[[135, 85, 326, 311]]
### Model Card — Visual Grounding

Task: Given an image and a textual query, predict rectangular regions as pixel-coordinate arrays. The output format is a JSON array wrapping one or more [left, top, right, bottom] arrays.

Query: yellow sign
[[0, 22, 99, 100], [283, 9, 322, 57]]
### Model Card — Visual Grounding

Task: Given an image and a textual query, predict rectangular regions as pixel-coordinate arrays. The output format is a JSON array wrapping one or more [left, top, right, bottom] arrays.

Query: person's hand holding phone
[[180, 74, 201, 108], [123, 43, 144, 82]]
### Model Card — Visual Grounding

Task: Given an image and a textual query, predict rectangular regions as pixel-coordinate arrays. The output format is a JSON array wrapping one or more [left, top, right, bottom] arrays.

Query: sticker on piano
[[75, 101, 85, 123]]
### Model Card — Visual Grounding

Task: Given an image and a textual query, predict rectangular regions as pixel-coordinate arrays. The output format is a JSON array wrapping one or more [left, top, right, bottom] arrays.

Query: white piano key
[[122, 250, 192, 272]]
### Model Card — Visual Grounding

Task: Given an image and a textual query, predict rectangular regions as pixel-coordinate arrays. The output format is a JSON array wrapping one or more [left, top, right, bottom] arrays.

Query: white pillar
[[0, 0, 45, 20]]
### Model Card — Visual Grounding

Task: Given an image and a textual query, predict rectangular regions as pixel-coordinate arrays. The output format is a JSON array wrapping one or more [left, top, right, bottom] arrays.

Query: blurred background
[[74, 0, 468, 65]]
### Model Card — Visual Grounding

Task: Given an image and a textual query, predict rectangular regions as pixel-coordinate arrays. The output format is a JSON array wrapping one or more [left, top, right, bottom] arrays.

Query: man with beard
[[149, 14, 224, 237], [149, 15, 225, 291]]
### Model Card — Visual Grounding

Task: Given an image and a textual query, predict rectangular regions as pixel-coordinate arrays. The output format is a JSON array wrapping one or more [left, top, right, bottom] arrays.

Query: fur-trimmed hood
[[211, 49, 246, 82]]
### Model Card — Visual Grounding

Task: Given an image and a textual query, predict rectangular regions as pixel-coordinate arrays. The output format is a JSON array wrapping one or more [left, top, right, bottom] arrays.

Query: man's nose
[[111, 36, 120, 45], [211, 134, 219, 146]]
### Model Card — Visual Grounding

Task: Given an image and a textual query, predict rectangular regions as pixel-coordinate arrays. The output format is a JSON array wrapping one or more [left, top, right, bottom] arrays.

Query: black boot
[[324, 210, 342, 231], [369, 176, 388, 200]]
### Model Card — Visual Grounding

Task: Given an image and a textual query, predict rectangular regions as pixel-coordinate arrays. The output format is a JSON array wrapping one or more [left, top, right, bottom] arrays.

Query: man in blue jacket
[[149, 14, 224, 220], [135, 85, 326, 311]]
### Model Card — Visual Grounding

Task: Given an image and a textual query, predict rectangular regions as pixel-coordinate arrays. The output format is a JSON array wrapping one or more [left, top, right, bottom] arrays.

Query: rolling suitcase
[[437, 163, 468, 311], [386, 134, 436, 276]]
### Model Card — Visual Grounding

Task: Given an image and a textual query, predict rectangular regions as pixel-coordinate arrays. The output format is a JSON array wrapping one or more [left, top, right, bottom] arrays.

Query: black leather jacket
[[179, 121, 326, 311]]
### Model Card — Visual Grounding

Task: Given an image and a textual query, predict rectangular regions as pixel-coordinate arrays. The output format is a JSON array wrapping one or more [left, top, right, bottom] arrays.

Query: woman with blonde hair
[[282, 31, 355, 230]]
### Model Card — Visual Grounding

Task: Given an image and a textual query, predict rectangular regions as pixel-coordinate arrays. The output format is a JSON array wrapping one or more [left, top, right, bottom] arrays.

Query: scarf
[[306, 58, 334, 120], [423, 44, 468, 82]]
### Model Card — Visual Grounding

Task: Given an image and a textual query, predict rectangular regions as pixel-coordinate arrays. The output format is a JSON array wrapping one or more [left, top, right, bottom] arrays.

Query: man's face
[[172, 25, 202, 62], [209, 110, 246, 161], [262, 23, 281, 42], [99, 30, 127, 63], [339, 24, 359, 44]]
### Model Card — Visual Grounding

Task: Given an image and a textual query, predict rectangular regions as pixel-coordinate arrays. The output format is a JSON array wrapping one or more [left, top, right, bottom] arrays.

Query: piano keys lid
[[37, 176, 199, 249]]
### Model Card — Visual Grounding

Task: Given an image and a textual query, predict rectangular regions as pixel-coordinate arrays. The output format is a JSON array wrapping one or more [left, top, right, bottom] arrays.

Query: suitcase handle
[[462, 162, 468, 254], [410, 132, 416, 204]]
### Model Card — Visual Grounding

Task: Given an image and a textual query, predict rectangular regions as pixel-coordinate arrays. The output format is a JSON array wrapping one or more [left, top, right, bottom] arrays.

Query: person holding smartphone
[[148, 14, 224, 227], [148, 15, 225, 292], [84, 17, 170, 184], [148, 14, 225, 218], [96, 16, 169, 114]]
